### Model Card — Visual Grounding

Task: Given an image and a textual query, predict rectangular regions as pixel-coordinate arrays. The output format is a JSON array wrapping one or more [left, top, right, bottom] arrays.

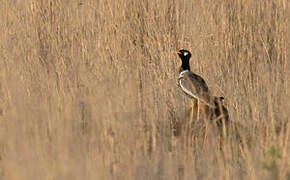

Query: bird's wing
[[178, 71, 215, 107]]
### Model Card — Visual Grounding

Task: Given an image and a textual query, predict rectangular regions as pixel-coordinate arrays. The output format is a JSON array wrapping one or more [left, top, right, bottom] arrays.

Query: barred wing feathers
[[178, 70, 215, 107]]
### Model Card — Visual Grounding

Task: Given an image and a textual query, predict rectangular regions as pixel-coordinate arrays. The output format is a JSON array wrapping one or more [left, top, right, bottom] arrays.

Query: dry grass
[[0, 0, 289, 179]]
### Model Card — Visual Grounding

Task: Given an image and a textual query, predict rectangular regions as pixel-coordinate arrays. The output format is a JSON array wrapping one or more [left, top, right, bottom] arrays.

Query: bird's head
[[214, 96, 225, 106], [177, 49, 192, 61]]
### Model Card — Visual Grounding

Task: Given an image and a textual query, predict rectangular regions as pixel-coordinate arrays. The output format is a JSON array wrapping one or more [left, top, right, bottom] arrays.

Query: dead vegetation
[[0, 0, 289, 179]]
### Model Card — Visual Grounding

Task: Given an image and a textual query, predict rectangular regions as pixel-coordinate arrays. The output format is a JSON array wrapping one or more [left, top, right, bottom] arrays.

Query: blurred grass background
[[0, 0, 289, 179]]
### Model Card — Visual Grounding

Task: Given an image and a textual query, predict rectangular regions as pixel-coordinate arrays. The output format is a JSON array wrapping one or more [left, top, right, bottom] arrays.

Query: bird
[[171, 96, 230, 138], [212, 96, 230, 125], [176, 49, 215, 121]]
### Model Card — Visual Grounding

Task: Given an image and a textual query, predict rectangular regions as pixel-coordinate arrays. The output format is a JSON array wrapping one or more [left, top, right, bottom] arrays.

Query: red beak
[[176, 50, 182, 54]]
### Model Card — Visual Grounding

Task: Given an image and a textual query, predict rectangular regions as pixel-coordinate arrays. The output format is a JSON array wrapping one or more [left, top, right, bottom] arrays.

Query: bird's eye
[[184, 52, 188, 56]]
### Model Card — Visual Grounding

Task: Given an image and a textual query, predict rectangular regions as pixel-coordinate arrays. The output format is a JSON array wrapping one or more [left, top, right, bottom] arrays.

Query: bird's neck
[[180, 59, 190, 72]]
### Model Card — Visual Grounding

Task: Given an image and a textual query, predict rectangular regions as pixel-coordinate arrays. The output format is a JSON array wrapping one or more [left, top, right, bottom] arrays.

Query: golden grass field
[[0, 0, 289, 179]]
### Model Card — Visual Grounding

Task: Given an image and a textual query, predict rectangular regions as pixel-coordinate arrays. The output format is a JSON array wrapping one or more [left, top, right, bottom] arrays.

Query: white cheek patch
[[184, 52, 188, 56]]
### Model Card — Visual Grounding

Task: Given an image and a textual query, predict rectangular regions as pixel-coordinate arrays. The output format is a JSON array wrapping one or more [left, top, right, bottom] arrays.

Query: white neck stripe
[[179, 70, 189, 78]]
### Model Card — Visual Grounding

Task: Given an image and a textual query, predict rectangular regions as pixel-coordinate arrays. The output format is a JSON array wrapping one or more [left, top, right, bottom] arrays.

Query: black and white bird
[[176, 49, 215, 108]]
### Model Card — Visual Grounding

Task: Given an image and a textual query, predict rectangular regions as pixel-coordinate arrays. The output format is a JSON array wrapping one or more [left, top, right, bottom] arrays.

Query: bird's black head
[[214, 96, 225, 106], [177, 49, 192, 61]]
